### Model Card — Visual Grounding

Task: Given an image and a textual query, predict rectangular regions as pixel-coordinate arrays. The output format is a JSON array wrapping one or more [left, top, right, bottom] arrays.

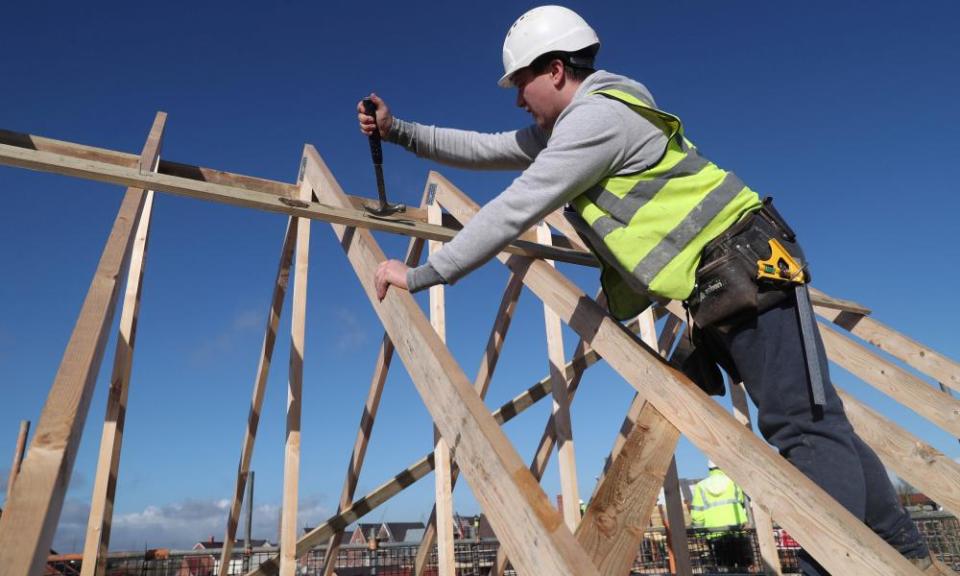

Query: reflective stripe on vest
[[571, 87, 762, 319]]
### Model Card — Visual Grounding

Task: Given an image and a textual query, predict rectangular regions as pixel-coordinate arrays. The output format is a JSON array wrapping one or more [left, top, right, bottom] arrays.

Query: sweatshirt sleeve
[[388, 118, 548, 171], [412, 97, 651, 290]]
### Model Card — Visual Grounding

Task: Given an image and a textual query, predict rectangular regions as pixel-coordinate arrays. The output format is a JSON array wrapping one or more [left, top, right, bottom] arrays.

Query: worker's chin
[[534, 116, 554, 131]]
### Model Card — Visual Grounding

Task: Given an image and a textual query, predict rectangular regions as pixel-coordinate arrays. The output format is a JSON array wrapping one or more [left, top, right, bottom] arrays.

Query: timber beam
[[0, 130, 872, 311], [300, 147, 600, 576], [0, 131, 586, 258]]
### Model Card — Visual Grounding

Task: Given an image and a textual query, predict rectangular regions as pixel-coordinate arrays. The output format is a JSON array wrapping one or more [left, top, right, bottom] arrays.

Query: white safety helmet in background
[[498, 5, 600, 88], [708, 460, 719, 470]]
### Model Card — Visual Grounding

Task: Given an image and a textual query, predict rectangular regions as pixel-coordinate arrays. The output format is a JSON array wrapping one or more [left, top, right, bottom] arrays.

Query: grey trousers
[[701, 292, 928, 575]]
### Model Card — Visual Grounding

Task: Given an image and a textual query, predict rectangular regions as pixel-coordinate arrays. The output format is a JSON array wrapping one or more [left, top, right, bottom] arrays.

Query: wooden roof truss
[[0, 114, 958, 576]]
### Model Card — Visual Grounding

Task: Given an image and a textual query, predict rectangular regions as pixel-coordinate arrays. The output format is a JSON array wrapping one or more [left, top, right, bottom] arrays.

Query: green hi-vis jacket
[[690, 469, 749, 531], [568, 88, 762, 320]]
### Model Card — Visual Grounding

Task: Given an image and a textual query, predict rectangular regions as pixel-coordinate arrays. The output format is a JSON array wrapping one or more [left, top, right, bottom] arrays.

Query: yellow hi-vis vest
[[568, 87, 763, 320], [690, 469, 748, 531]]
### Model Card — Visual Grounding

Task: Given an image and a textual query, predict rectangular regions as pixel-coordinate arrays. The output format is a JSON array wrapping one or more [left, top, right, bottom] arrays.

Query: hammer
[[362, 98, 405, 217]]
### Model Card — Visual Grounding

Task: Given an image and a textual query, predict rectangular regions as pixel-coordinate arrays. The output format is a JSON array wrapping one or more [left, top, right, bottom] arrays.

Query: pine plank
[[279, 178, 312, 576], [217, 217, 299, 576], [0, 142, 595, 268], [537, 223, 582, 530], [301, 148, 600, 576]]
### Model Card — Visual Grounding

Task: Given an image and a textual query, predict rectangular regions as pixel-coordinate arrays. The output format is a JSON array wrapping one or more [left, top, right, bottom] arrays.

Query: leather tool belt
[[686, 197, 809, 330]]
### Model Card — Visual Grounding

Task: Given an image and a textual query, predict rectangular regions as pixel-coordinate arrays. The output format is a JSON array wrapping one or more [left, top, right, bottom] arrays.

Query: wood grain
[[217, 218, 299, 576], [302, 149, 599, 576], [279, 178, 312, 576]]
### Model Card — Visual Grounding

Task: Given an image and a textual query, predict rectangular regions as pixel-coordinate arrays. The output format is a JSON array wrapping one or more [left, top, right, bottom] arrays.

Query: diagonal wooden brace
[[301, 147, 600, 576]]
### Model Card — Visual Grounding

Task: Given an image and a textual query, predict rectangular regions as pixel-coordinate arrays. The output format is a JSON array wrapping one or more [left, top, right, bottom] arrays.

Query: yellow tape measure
[[757, 239, 804, 284]]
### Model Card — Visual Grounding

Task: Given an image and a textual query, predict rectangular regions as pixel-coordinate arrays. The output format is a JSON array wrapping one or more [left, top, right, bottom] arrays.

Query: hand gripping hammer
[[362, 98, 405, 217]]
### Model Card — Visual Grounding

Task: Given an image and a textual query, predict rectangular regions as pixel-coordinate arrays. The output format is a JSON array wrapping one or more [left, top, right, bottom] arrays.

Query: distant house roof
[[402, 528, 425, 543], [193, 539, 223, 550], [382, 522, 425, 543], [344, 522, 383, 545], [336, 521, 427, 544]]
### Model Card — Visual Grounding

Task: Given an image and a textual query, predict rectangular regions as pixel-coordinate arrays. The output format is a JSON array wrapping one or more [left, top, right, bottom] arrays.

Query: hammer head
[[363, 201, 406, 217]]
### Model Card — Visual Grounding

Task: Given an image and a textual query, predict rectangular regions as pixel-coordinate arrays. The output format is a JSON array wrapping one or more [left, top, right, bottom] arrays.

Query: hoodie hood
[[702, 469, 733, 496]]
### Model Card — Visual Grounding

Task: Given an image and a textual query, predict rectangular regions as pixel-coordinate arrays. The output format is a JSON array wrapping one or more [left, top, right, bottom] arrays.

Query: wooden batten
[[0, 141, 595, 268], [80, 113, 162, 576], [279, 176, 312, 576], [426, 198, 457, 576], [537, 223, 582, 531], [217, 217, 299, 576]]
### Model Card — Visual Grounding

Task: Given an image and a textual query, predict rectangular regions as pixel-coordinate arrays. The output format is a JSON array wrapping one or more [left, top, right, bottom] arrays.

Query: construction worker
[[362, 6, 935, 574], [690, 461, 751, 572]]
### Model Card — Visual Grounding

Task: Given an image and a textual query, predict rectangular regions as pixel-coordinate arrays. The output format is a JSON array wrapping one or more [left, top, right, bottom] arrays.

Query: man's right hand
[[357, 93, 393, 139]]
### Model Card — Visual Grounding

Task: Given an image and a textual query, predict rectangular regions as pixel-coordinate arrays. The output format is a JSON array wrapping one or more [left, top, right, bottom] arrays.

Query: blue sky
[[1, 0, 959, 552]]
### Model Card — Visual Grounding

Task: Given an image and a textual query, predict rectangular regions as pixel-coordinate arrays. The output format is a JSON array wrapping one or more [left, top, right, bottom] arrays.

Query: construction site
[[2, 3, 959, 576], [2, 115, 960, 575]]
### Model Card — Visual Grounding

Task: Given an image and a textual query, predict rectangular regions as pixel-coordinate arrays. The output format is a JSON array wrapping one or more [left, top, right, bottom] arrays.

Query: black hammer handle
[[362, 98, 383, 165]]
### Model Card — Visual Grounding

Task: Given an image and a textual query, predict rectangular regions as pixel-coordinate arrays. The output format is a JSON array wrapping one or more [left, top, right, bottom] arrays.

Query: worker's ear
[[550, 59, 566, 88]]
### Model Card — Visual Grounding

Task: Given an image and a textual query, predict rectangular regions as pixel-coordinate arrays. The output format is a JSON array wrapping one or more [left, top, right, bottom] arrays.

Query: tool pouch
[[687, 197, 808, 329]]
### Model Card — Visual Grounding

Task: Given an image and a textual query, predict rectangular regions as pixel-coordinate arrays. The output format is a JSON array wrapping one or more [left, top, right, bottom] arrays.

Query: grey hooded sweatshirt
[[386, 70, 670, 292]]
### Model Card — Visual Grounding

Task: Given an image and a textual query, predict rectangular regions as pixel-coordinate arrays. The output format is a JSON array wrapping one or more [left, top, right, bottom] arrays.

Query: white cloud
[[334, 308, 367, 351], [52, 496, 330, 553], [190, 308, 264, 366], [232, 309, 264, 331]]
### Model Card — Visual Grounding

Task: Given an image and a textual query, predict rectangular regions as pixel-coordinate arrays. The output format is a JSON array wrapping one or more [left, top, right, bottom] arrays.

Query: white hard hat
[[708, 460, 719, 469], [498, 6, 600, 88]]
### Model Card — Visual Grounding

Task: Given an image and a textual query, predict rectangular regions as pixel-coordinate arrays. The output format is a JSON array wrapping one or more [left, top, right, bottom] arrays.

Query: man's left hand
[[375, 259, 409, 301]]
